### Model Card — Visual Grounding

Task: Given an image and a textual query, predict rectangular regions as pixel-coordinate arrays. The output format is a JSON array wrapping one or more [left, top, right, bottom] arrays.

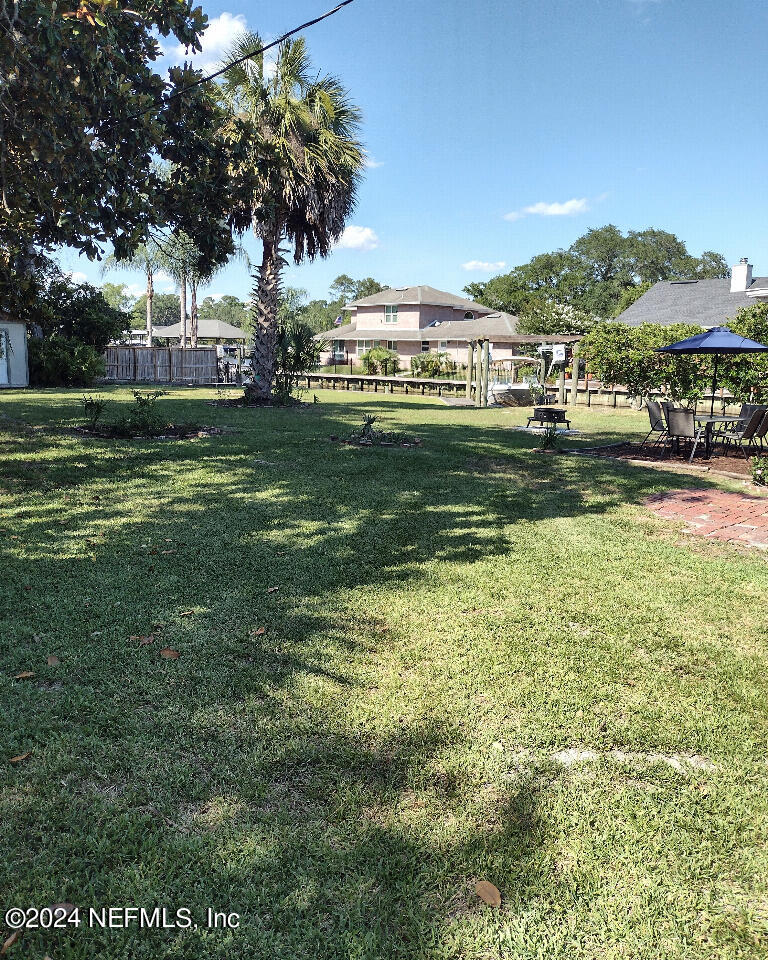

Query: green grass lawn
[[1, 387, 767, 959]]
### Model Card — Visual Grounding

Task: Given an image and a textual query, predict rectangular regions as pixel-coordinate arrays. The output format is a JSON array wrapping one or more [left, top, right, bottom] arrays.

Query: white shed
[[0, 319, 29, 388]]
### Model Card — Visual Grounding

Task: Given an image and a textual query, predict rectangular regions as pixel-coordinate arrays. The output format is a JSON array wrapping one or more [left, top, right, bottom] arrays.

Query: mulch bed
[[330, 435, 422, 448], [72, 425, 230, 440], [569, 441, 754, 479]]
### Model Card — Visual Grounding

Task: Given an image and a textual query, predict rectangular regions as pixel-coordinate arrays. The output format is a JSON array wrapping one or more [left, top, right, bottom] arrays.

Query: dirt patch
[[570, 442, 754, 480]]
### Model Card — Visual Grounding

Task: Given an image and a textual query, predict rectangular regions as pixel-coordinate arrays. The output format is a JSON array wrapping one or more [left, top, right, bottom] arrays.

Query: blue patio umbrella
[[656, 326, 768, 415]]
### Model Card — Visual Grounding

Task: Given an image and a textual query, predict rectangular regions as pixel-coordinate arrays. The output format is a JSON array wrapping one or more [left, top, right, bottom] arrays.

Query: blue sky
[[62, 0, 768, 304]]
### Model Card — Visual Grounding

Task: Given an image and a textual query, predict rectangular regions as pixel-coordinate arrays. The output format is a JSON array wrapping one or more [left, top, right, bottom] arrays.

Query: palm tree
[[103, 241, 161, 344], [220, 32, 364, 400], [158, 233, 251, 347]]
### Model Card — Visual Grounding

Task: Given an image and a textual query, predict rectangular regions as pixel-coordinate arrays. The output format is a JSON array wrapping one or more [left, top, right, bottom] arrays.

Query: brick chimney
[[730, 257, 753, 293]]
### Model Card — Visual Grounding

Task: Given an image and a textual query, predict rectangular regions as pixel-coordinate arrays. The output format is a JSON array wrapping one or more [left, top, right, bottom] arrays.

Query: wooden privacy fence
[[104, 346, 218, 384]]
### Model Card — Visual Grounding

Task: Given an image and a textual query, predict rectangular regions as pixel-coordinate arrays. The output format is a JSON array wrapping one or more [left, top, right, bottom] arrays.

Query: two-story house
[[318, 285, 548, 368]]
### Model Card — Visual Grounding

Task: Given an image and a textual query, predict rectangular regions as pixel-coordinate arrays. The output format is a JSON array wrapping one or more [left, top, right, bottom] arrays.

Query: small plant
[[752, 456, 768, 486], [347, 414, 420, 447], [79, 394, 108, 428], [114, 389, 168, 435], [536, 423, 560, 450]]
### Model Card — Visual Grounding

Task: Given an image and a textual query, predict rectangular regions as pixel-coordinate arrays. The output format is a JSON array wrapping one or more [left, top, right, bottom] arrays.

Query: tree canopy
[[464, 226, 729, 332], [131, 293, 180, 329], [199, 295, 249, 330], [2, 0, 254, 317]]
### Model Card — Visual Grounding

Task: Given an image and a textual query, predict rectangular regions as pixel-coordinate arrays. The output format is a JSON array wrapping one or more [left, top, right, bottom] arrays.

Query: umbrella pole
[[710, 354, 719, 416]]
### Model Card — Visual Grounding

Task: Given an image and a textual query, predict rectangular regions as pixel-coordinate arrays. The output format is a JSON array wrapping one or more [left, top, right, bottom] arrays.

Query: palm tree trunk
[[146, 266, 153, 346], [190, 279, 198, 348], [246, 227, 285, 402], [179, 271, 187, 348]]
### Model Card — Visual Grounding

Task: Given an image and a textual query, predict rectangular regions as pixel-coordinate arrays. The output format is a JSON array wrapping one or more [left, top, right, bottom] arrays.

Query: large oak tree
[[463, 226, 729, 332], [1, 0, 253, 317]]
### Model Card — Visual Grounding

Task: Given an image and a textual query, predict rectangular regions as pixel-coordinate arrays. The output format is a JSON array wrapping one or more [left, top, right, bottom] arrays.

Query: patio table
[[694, 415, 742, 457]]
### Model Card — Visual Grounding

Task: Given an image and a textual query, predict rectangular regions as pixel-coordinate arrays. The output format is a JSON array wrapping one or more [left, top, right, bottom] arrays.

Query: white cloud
[[68, 270, 88, 283], [364, 155, 384, 169], [172, 12, 246, 68], [504, 197, 590, 222], [336, 226, 379, 251], [461, 260, 507, 272]]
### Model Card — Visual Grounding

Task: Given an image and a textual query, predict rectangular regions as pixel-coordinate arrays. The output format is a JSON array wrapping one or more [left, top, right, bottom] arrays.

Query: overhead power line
[[126, 0, 357, 123]]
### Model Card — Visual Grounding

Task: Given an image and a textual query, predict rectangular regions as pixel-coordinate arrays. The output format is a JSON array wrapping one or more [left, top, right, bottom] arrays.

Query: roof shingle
[[617, 278, 768, 328], [344, 285, 497, 314]]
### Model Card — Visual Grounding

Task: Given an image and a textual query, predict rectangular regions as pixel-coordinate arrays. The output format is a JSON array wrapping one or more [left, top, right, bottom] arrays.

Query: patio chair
[[640, 399, 667, 448], [721, 409, 765, 459], [755, 411, 768, 449], [664, 408, 706, 463]]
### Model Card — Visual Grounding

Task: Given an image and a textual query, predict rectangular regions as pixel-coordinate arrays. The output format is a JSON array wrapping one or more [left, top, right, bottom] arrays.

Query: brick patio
[[644, 489, 768, 550]]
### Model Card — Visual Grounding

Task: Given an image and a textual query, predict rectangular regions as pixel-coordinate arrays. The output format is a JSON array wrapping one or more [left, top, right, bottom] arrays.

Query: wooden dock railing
[[302, 372, 466, 397]]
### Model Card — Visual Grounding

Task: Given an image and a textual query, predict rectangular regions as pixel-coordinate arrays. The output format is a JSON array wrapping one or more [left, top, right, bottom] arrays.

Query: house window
[[438, 341, 448, 351], [386, 340, 397, 351], [359, 339, 378, 352], [464, 311, 474, 320], [421, 341, 431, 353], [384, 305, 398, 324]]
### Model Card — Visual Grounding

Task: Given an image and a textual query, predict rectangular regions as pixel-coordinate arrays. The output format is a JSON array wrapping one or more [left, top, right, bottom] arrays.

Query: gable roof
[[617, 278, 768, 329], [317, 311, 580, 344], [344, 285, 497, 315], [152, 317, 247, 340]]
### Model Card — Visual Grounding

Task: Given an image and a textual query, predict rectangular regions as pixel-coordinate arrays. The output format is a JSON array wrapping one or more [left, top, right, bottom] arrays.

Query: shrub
[[28, 337, 104, 387], [752, 456, 768, 486], [272, 320, 323, 403], [580, 321, 706, 404], [535, 423, 560, 450], [79, 394, 109, 428], [360, 346, 399, 375], [115, 390, 168, 435], [410, 352, 452, 378]]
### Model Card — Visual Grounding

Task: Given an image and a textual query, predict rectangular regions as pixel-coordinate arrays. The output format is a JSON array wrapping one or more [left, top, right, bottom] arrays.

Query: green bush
[[114, 390, 168, 435], [79, 394, 109, 428], [580, 321, 706, 404], [360, 346, 399, 375], [28, 337, 104, 387], [410, 352, 452, 378], [752, 457, 768, 486]]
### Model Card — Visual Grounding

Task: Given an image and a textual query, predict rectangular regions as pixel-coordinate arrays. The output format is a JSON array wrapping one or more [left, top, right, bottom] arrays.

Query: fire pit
[[527, 407, 571, 429]]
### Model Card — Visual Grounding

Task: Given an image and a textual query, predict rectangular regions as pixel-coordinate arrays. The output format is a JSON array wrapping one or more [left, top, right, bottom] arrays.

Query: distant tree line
[[464, 225, 729, 335], [97, 273, 387, 342]]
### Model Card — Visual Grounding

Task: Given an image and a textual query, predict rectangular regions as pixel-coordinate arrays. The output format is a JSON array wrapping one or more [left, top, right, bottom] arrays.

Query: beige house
[[318, 285, 569, 369], [0, 317, 29, 388]]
